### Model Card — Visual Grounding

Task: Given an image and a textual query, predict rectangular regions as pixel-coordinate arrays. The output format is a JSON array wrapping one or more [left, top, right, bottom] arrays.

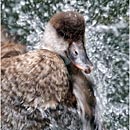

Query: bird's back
[[1, 49, 70, 130]]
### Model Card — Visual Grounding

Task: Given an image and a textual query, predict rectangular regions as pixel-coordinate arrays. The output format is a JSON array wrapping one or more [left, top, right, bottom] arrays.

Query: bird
[[67, 63, 105, 130], [1, 11, 103, 130]]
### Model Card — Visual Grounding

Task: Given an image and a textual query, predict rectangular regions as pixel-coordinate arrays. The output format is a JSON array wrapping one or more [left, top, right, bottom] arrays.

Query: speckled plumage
[[1, 26, 27, 59], [2, 49, 69, 106], [1, 42, 26, 59], [1, 49, 70, 130]]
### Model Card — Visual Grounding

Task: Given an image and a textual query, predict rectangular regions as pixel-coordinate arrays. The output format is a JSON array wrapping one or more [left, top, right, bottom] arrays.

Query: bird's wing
[[1, 49, 69, 109]]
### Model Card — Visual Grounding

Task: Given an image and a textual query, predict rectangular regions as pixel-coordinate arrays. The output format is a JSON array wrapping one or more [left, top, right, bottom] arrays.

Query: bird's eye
[[74, 50, 78, 56]]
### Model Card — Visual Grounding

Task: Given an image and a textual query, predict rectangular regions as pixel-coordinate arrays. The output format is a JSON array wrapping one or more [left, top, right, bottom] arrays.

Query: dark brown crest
[[50, 11, 85, 42]]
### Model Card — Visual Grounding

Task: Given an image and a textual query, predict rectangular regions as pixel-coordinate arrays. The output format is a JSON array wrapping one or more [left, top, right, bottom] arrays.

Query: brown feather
[[2, 49, 69, 108]]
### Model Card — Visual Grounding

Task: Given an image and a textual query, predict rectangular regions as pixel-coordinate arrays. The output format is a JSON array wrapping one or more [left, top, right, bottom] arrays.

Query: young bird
[[1, 11, 103, 130]]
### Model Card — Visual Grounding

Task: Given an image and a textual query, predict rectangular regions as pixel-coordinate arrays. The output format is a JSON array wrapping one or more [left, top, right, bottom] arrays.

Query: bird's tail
[[1, 26, 27, 59]]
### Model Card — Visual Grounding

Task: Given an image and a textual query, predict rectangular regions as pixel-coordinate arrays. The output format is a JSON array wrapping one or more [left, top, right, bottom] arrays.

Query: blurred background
[[1, 0, 129, 130]]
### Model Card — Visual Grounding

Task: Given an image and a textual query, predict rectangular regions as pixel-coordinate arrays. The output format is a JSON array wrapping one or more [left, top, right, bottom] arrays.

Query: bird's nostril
[[84, 66, 93, 74], [85, 68, 90, 74]]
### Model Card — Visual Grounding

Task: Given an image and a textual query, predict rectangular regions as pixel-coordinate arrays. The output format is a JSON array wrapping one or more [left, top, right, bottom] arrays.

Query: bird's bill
[[68, 41, 93, 74]]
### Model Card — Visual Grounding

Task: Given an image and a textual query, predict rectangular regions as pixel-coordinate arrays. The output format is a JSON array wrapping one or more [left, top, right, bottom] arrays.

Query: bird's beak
[[67, 41, 93, 74]]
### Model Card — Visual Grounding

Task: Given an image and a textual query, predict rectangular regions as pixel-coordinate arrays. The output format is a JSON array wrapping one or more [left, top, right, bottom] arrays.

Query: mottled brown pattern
[[1, 49, 70, 129], [1, 42, 26, 59], [2, 49, 69, 107], [1, 26, 27, 59]]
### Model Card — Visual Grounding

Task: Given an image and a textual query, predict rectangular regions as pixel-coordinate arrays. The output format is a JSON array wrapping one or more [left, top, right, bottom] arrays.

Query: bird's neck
[[66, 63, 81, 75], [40, 23, 69, 57]]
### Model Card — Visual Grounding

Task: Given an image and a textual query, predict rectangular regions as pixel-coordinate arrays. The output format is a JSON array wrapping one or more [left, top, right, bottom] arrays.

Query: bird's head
[[42, 11, 93, 74]]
